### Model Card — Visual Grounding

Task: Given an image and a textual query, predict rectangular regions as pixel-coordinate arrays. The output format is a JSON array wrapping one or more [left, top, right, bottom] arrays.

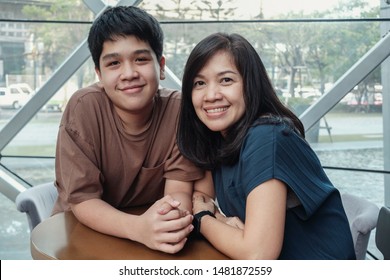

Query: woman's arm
[[195, 178, 287, 259], [193, 171, 244, 229]]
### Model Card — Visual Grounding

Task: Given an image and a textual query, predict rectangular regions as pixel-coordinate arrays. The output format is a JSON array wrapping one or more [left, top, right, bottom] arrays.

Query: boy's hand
[[157, 196, 190, 216], [137, 195, 193, 254]]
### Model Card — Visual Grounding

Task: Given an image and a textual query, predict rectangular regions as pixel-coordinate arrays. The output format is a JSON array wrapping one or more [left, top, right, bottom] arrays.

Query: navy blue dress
[[213, 120, 356, 259]]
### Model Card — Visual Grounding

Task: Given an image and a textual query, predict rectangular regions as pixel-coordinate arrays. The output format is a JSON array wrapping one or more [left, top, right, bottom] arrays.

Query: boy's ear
[[159, 56, 166, 80], [95, 67, 102, 81]]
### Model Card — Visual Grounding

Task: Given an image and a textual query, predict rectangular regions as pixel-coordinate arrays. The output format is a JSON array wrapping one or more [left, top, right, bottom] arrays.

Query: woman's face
[[191, 51, 245, 136]]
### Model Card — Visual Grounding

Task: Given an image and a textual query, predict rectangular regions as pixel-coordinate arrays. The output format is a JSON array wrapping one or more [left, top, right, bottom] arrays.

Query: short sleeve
[[54, 93, 104, 210], [56, 124, 103, 203], [164, 141, 204, 182], [240, 124, 335, 220]]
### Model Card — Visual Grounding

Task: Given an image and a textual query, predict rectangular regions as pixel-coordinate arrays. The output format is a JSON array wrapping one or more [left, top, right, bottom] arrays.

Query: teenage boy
[[52, 6, 203, 254]]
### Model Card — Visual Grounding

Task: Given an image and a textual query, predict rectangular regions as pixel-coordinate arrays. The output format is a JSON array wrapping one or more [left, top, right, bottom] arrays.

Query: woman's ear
[[159, 56, 166, 80]]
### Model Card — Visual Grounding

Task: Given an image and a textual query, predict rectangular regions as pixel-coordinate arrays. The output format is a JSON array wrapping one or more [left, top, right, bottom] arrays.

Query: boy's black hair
[[88, 6, 164, 70]]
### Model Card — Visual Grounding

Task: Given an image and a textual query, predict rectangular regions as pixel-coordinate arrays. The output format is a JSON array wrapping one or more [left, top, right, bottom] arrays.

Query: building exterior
[[0, 0, 49, 86]]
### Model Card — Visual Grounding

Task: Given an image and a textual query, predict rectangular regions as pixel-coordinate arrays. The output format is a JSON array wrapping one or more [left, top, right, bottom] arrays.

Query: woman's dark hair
[[87, 6, 164, 70], [177, 32, 304, 169]]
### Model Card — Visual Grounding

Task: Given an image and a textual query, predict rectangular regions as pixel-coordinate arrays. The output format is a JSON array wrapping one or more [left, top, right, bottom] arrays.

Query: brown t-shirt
[[52, 83, 203, 214]]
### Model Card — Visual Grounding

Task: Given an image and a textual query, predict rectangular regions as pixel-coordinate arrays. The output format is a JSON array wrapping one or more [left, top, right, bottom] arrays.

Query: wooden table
[[30, 209, 229, 260]]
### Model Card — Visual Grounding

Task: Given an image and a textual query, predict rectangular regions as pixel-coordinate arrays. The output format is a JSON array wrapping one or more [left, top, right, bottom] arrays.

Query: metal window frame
[[0, 0, 389, 206]]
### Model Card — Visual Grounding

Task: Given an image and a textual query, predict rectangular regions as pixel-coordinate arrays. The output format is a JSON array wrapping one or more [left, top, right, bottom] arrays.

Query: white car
[[0, 86, 31, 109], [9, 83, 34, 95]]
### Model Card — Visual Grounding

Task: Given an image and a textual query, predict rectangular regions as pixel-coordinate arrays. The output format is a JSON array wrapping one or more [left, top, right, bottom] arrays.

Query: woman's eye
[[194, 81, 205, 87], [221, 77, 233, 83]]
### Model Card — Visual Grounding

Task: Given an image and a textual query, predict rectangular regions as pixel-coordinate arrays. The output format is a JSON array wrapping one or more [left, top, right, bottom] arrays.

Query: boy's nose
[[121, 63, 139, 79]]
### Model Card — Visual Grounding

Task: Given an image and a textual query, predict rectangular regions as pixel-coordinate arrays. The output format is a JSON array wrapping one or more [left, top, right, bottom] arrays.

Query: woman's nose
[[204, 84, 222, 101]]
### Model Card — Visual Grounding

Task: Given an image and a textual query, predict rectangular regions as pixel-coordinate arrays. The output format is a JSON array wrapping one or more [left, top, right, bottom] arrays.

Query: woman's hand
[[193, 192, 244, 229], [192, 191, 216, 214], [216, 212, 244, 230]]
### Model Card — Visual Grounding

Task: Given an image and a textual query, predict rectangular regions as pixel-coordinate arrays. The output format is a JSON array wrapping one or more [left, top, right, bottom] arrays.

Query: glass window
[[1, 0, 388, 261]]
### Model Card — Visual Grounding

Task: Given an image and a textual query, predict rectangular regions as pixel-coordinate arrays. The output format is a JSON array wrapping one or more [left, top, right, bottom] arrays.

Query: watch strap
[[191, 210, 215, 239]]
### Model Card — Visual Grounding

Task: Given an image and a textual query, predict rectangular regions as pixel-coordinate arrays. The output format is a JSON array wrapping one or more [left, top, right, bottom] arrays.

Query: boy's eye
[[107, 61, 119, 67], [136, 56, 149, 62]]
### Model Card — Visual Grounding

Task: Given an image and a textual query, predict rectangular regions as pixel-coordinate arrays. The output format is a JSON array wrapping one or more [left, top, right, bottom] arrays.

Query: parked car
[[0, 86, 31, 109], [9, 83, 34, 95]]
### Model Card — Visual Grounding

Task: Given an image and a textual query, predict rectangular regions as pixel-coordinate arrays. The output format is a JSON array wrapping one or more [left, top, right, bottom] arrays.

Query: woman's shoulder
[[248, 116, 299, 140], [244, 116, 309, 160]]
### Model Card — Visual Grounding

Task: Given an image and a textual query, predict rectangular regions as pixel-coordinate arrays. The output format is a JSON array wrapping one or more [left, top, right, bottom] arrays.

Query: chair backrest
[[376, 206, 390, 260], [15, 182, 58, 231], [341, 192, 379, 260]]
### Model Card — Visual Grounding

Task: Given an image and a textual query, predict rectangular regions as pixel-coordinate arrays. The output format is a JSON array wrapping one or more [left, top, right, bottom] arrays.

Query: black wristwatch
[[192, 210, 216, 239]]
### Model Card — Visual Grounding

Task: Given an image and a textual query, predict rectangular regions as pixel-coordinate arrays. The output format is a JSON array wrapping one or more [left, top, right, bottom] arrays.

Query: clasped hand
[[138, 193, 244, 254], [138, 195, 193, 254]]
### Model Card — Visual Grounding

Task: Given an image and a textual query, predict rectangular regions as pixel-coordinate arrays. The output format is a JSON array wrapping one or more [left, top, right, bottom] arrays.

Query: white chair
[[15, 182, 58, 231], [341, 192, 379, 260], [375, 206, 390, 260]]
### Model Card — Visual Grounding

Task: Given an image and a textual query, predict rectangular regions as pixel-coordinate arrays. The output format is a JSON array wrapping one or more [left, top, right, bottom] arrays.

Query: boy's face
[[96, 35, 165, 118]]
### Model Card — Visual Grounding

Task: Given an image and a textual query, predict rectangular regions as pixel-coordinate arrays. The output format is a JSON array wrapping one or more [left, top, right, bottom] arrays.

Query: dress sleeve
[[240, 124, 335, 220]]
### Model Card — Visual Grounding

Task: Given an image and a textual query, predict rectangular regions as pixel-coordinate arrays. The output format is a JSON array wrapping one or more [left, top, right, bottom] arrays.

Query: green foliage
[[16, 0, 383, 91], [21, 0, 92, 79]]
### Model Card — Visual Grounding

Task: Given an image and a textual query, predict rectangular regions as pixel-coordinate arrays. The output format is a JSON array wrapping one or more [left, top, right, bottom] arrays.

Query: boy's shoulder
[[63, 83, 109, 117], [158, 87, 181, 100], [72, 82, 105, 98], [66, 82, 107, 106]]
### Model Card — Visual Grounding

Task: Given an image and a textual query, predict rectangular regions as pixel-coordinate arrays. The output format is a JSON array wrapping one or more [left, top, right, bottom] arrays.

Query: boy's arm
[[163, 179, 194, 213], [193, 170, 215, 198], [161, 170, 214, 215], [71, 195, 193, 254]]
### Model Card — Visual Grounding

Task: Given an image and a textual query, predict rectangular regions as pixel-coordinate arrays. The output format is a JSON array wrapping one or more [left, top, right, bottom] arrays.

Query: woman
[[178, 32, 355, 260]]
